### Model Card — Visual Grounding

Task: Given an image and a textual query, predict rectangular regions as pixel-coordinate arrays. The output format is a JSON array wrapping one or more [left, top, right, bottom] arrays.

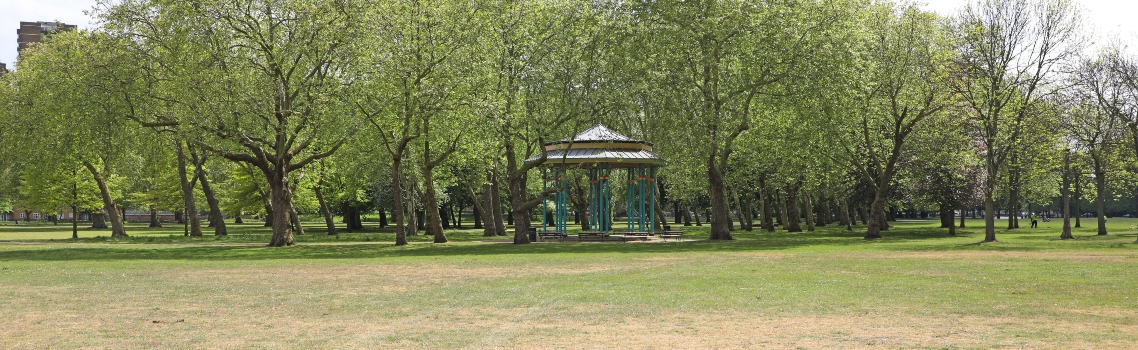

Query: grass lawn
[[1, 217, 1136, 349]]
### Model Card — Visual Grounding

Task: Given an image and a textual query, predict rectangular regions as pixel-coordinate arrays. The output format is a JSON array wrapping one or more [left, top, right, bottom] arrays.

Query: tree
[[10, 31, 142, 237], [355, 0, 479, 245], [951, 0, 1081, 242], [819, 2, 952, 239], [102, 0, 363, 246], [635, 0, 839, 240], [17, 160, 104, 238]]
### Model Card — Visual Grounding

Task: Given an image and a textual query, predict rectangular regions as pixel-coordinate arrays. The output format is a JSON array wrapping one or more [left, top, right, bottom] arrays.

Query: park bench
[[659, 231, 684, 242], [538, 230, 568, 242], [623, 231, 652, 241], [578, 231, 608, 242]]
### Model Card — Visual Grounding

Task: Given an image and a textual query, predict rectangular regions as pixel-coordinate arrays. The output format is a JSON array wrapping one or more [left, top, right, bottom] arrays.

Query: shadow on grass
[[0, 224, 973, 262]]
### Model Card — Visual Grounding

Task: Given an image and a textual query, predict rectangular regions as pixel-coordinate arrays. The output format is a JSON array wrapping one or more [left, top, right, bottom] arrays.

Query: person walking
[[1030, 213, 1038, 228]]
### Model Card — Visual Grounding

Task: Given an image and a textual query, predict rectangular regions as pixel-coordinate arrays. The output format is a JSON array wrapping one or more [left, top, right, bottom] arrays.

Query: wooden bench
[[577, 232, 608, 242], [659, 231, 683, 242], [538, 230, 568, 242], [623, 231, 652, 241]]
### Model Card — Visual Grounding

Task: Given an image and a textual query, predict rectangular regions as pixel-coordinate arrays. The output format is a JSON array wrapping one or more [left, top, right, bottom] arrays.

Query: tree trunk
[[682, 201, 692, 226], [731, 189, 744, 231], [945, 204, 956, 236], [1061, 152, 1073, 239], [289, 201, 305, 236], [422, 162, 447, 243], [82, 161, 125, 237], [742, 191, 754, 231], [983, 192, 997, 242], [235, 213, 244, 224], [490, 170, 506, 236], [761, 189, 774, 232], [174, 210, 183, 224], [199, 169, 226, 236], [1074, 175, 1082, 228], [71, 205, 79, 239], [263, 199, 274, 227], [802, 189, 815, 232], [314, 185, 337, 235], [784, 183, 802, 232], [262, 163, 297, 247], [865, 180, 890, 239], [837, 199, 851, 230], [149, 206, 162, 228], [391, 159, 408, 245], [674, 201, 682, 224], [91, 212, 107, 229], [1094, 166, 1108, 236], [692, 201, 702, 226], [706, 153, 733, 240], [468, 188, 482, 229], [175, 142, 203, 237], [820, 200, 831, 227], [959, 206, 966, 227], [777, 190, 788, 227]]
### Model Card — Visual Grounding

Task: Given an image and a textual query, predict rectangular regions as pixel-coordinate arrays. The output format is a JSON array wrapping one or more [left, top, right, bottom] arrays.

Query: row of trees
[[1, 0, 1135, 246]]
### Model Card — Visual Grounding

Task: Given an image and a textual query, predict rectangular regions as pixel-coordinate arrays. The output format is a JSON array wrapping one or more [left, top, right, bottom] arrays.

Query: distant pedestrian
[[1030, 214, 1038, 228]]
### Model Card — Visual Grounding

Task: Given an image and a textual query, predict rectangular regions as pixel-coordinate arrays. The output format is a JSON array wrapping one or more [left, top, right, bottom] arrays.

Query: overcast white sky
[[2, 0, 1138, 69]]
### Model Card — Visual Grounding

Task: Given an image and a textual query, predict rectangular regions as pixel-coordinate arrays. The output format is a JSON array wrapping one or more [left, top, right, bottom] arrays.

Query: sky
[[3, 0, 1138, 69]]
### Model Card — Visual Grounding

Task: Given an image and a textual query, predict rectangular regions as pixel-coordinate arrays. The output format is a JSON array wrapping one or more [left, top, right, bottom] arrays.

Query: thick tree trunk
[[490, 171, 506, 236], [983, 192, 997, 242], [149, 207, 162, 228], [91, 212, 107, 229], [683, 201, 692, 226], [199, 170, 226, 236], [480, 181, 496, 236], [472, 200, 483, 228], [315, 185, 336, 235], [82, 161, 125, 237], [784, 183, 802, 232], [265, 167, 296, 247], [378, 208, 387, 228], [174, 210, 183, 224], [857, 206, 868, 225], [959, 206, 966, 227], [865, 185, 889, 239], [235, 213, 244, 224], [422, 165, 447, 243], [391, 160, 408, 246], [707, 153, 733, 240], [939, 203, 952, 228]]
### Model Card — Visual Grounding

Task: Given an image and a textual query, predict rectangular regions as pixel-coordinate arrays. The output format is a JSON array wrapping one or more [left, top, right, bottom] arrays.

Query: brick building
[[17, 21, 77, 54]]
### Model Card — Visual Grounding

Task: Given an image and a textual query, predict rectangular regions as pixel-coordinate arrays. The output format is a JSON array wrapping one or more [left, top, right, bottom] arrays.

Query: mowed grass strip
[[0, 219, 1136, 348]]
